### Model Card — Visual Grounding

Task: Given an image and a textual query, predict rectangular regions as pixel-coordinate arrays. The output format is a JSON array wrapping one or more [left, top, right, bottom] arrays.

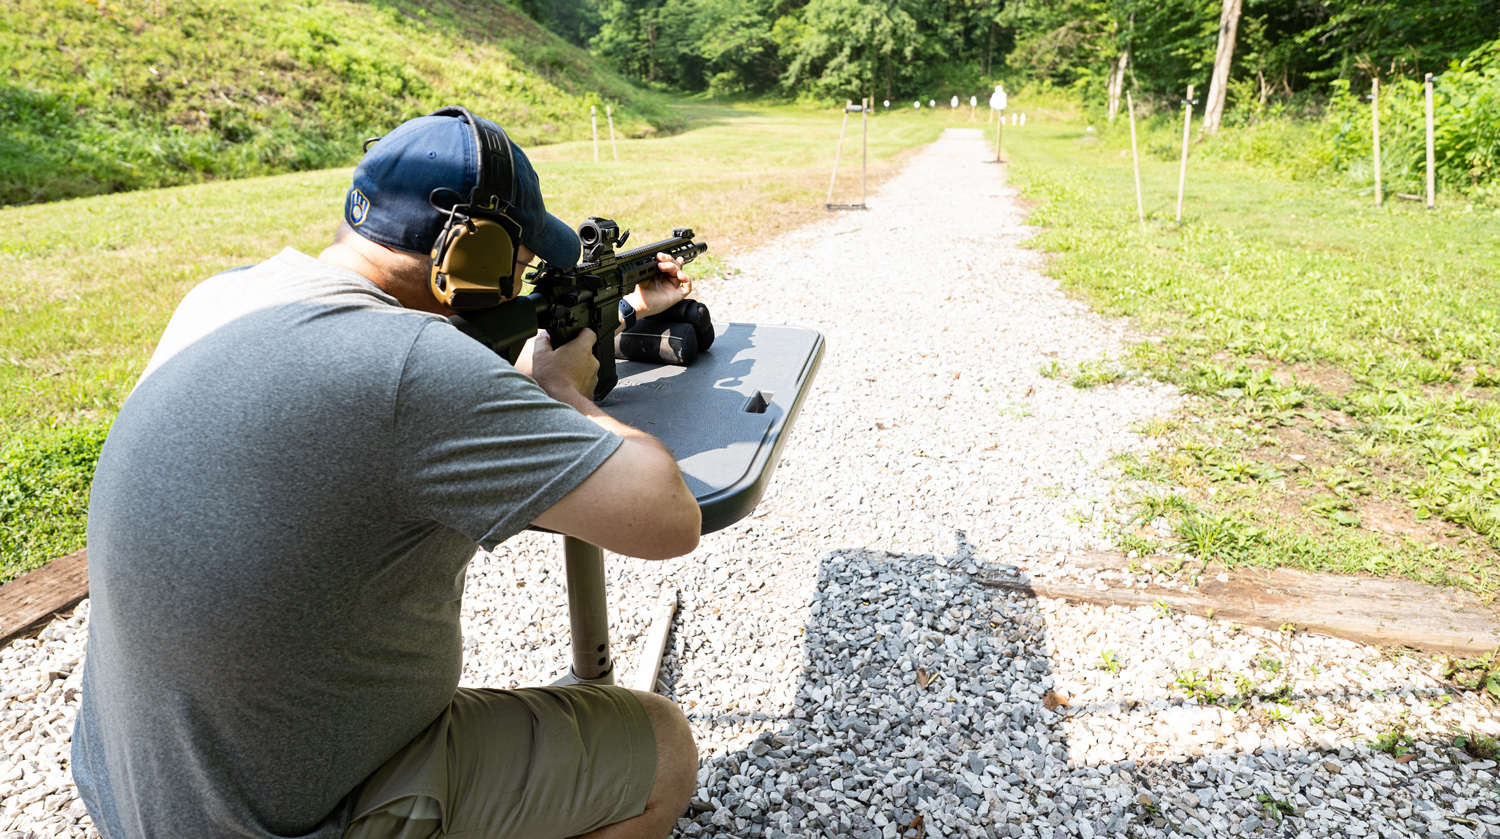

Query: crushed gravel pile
[[3, 128, 1496, 839]]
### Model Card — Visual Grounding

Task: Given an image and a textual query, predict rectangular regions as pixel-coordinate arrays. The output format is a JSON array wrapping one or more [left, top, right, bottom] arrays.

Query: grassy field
[[0, 102, 945, 583], [1006, 118, 1500, 599], [1, 0, 680, 205]]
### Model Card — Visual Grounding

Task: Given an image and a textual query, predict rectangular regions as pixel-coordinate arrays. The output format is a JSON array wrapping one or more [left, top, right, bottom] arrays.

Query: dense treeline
[[526, 0, 1500, 197], [529, 0, 1499, 109]]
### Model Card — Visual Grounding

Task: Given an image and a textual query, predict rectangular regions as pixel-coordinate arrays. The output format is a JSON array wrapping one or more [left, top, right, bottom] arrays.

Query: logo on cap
[[349, 190, 370, 226]]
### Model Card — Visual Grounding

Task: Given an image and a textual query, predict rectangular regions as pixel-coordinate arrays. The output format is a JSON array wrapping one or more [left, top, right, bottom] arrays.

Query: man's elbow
[[638, 481, 700, 560]]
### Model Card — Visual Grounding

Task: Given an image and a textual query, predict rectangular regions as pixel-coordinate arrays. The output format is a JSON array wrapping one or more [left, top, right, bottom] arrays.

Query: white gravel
[[3, 128, 1497, 839]]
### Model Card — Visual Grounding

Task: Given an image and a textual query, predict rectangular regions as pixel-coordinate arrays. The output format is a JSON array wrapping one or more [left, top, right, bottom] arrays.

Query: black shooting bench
[[546, 322, 824, 690]]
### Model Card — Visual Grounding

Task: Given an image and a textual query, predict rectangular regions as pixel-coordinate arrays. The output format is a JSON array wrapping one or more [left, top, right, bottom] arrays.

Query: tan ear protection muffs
[[425, 106, 524, 311]]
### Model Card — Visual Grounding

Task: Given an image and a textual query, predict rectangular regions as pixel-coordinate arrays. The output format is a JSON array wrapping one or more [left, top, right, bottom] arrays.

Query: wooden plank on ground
[[0, 549, 89, 645], [976, 551, 1500, 656]]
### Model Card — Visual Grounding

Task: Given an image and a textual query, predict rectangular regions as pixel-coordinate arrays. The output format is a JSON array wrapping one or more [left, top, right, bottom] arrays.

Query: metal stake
[[826, 103, 851, 206], [1371, 78, 1382, 207], [1425, 73, 1436, 210], [1127, 91, 1144, 223], [860, 97, 868, 208], [1176, 84, 1195, 224], [607, 105, 619, 163]]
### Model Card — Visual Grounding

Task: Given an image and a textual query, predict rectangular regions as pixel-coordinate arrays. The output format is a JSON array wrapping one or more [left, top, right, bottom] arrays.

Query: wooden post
[[1176, 84, 1195, 224], [606, 105, 618, 163], [1425, 73, 1436, 209], [827, 103, 851, 205], [1371, 78, 1382, 207], [591, 105, 599, 163], [995, 109, 1004, 162], [1128, 92, 1144, 223], [861, 98, 868, 206]]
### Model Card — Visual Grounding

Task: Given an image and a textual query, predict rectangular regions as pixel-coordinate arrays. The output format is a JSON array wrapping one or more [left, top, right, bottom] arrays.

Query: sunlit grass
[[1008, 120, 1500, 597]]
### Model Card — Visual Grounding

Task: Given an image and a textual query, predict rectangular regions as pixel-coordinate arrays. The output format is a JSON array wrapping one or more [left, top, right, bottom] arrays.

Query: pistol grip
[[593, 320, 620, 400]]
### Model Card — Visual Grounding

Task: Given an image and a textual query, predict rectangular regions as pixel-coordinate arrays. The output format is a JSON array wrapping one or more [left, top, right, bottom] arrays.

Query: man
[[73, 108, 701, 839]]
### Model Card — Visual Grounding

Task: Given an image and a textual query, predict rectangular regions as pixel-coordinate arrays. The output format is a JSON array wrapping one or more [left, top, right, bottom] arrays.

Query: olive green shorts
[[344, 685, 657, 839]]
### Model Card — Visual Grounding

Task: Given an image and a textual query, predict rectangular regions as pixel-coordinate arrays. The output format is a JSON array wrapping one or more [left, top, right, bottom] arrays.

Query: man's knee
[[628, 690, 696, 787]]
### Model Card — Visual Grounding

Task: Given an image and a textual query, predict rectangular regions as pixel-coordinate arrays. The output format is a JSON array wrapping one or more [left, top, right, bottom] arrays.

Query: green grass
[[0, 423, 106, 581], [1, 0, 681, 205], [0, 102, 944, 583], [1007, 119, 1500, 598]]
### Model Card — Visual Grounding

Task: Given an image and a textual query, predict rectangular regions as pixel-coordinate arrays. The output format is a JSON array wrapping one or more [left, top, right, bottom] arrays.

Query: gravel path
[[3, 128, 1497, 839]]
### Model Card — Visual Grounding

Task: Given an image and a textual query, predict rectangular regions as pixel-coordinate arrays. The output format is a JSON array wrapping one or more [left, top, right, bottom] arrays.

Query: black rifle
[[448, 218, 708, 400]]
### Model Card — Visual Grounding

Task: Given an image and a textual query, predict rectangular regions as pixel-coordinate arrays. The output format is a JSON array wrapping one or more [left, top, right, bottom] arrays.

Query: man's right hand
[[522, 323, 701, 559], [516, 328, 599, 406]]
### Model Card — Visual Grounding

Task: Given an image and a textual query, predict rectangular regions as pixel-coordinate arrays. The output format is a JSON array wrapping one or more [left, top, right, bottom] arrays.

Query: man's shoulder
[[191, 247, 409, 313], [141, 249, 441, 386]]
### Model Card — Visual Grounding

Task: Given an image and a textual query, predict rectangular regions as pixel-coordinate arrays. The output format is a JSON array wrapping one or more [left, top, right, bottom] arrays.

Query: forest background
[[7, 0, 1500, 207], [562, 0, 1500, 201]]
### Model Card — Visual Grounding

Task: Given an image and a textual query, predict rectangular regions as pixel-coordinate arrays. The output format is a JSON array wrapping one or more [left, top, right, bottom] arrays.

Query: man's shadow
[[656, 531, 1488, 839]]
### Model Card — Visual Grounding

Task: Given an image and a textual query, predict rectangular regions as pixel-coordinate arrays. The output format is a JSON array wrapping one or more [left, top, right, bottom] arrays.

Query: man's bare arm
[[523, 329, 701, 559]]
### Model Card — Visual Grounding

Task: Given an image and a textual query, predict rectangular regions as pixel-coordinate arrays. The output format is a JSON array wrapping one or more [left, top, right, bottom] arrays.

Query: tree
[[780, 0, 922, 101], [1201, 0, 1242, 132]]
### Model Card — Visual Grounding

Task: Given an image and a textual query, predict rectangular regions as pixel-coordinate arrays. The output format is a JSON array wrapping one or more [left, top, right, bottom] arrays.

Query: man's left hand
[[626, 253, 694, 318]]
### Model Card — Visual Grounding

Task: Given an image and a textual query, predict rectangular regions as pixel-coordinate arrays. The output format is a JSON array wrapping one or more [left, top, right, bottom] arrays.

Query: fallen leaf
[[915, 668, 931, 689], [1394, 754, 1416, 763], [876, 422, 889, 430], [1043, 690, 1072, 711], [951, 371, 961, 380], [901, 813, 924, 839], [1024, 385, 1035, 397]]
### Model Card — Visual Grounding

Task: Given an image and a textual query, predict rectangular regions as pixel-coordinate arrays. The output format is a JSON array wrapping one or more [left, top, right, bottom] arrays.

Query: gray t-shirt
[[72, 249, 621, 839]]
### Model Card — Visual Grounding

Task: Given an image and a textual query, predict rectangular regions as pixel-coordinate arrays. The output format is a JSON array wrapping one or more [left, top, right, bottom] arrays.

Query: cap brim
[[527, 213, 582, 269]]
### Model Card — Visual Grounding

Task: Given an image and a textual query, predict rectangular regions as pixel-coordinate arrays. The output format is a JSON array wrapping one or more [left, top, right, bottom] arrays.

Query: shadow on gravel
[[672, 537, 1068, 839], [669, 537, 1496, 839]]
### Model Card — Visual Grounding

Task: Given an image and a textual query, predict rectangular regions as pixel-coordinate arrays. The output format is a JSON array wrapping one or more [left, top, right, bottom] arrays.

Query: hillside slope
[[0, 0, 680, 205]]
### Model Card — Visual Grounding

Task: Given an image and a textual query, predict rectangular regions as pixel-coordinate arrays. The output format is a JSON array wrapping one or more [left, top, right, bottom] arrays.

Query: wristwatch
[[619, 298, 637, 330]]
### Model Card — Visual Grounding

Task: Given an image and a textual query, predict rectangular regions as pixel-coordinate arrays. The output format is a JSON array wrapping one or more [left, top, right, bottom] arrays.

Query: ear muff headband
[[425, 106, 524, 310]]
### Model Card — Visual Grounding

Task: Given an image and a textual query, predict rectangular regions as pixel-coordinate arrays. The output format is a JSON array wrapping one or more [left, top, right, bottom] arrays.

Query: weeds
[[1442, 652, 1500, 700], [1372, 723, 1416, 758], [1099, 649, 1122, 674], [1256, 794, 1297, 822], [1071, 360, 1127, 389], [1454, 730, 1500, 760], [1116, 530, 1160, 557]]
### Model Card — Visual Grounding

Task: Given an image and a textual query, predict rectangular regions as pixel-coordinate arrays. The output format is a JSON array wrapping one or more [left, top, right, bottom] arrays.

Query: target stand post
[[546, 323, 825, 690], [826, 100, 869, 211]]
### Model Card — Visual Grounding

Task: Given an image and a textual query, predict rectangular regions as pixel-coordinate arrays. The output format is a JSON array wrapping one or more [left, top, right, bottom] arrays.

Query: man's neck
[[317, 239, 452, 316]]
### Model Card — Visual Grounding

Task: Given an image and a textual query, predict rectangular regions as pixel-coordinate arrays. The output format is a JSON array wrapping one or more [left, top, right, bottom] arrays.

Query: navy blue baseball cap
[[344, 109, 582, 269]]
